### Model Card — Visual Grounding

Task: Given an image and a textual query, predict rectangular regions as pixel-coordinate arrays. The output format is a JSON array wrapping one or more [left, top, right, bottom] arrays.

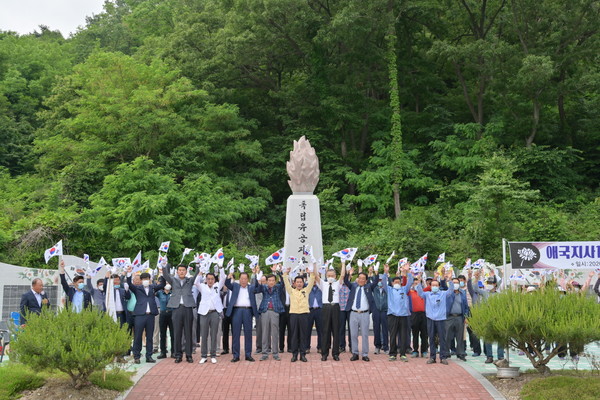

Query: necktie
[[356, 287, 362, 309], [328, 283, 333, 303]]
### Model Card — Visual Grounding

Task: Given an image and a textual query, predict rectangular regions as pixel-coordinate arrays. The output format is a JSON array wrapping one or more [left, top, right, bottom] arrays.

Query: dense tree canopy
[[0, 0, 599, 268]]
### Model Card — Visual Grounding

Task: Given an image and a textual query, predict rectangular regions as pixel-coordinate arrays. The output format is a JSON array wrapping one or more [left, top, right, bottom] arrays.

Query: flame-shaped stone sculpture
[[286, 136, 320, 193]]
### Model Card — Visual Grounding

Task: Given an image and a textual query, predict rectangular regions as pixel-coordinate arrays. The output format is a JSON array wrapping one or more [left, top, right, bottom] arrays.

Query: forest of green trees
[[1, 0, 599, 269]]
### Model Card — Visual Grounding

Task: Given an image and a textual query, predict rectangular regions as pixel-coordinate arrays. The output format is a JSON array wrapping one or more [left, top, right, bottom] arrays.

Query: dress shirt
[[319, 281, 341, 304], [235, 286, 252, 307]]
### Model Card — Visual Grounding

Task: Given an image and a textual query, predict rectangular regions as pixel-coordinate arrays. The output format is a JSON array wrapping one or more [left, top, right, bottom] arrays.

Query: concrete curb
[[454, 360, 507, 400]]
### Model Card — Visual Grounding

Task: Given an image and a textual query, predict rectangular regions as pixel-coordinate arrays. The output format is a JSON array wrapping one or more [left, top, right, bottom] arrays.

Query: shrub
[[89, 370, 134, 392], [0, 363, 45, 400], [468, 289, 600, 374], [11, 308, 131, 389]]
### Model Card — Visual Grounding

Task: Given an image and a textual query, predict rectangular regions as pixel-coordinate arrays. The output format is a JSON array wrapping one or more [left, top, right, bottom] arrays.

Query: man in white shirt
[[224, 272, 259, 362], [315, 264, 345, 361], [195, 269, 226, 364]]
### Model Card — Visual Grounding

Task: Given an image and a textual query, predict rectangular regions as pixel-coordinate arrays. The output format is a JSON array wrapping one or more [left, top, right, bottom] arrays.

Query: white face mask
[[98, 285, 104, 291], [142, 280, 150, 287], [327, 277, 336, 283], [393, 284, 401, 290], [485, 284, 494, 291], [164, 284, 172, 291]]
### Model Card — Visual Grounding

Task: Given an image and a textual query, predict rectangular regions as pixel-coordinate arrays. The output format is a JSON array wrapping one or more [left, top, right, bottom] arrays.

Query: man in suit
[[344, 266, 377, 362], [126, 269, 165, 364], [224, 271, 258, 362], [59, 259, 92, 312], [254, 266, 285, 361], [162, 264, 199, 363], [220, 286, 232, 355], [194, 269, 227, 364], [19, 278, 50, 325], [314, 266, 345, 361], [104, 271, 130, 327]]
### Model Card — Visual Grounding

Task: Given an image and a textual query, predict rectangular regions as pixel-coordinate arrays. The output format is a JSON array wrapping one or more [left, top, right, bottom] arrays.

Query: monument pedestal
[[283, 193, 323, 270]]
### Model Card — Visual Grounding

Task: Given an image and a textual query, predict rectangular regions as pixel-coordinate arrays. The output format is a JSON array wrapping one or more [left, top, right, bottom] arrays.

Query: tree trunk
[[393, 183, 401, 219]]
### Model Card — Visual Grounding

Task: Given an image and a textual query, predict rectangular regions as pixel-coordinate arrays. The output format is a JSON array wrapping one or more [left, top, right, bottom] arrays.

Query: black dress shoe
[[300, 355, 307, 362], [231, 357, 240, 363], [186, 356, 193, 363], [246, 356, 255, 362], [146, 357, 156, 363], [291, 355, 298, 362], [350, 354, 359, 361], [134, 358, 141, 364], [362, 356, 370, 362], [321, 354, 328, 361], [157, 353, 167, 359], [333, 355, 340, 361], [174, 357, 182, 363], [221, 350, 229, 355], [171, 353, 176, 359]]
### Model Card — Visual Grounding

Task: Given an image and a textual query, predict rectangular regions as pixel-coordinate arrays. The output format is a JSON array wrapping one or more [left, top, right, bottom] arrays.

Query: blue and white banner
[[509, 241, 600, 269]]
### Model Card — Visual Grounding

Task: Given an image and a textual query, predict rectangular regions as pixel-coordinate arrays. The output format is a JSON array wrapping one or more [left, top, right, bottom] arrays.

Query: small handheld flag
[[83, 254, 90, 263], [159, 241, 170, 253], [332, 248, 358, 262], [112, 258, 131, 270], [386, 251, 395, 264], [180, 247, 194, 263], [211, 248, 225, 267], [266, 248, 285, 266], [44, 240, 63, 264], [436, 253, 445, 263], [245, 254, 259, 268], [132, 251, 142, 272]]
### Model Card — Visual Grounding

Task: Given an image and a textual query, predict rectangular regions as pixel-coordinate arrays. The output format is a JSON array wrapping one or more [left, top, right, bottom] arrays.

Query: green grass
[[0, 363, 45, 400], [89, 369, 134, 391], [521, 375, 600, 400]]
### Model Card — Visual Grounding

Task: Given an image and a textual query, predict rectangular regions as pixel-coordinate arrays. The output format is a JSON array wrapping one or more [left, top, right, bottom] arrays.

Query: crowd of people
[[19, 258, 599, 366]]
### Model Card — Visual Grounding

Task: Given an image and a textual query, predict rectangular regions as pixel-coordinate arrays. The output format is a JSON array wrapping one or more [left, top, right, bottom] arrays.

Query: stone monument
[[283, 136, 324, 270]]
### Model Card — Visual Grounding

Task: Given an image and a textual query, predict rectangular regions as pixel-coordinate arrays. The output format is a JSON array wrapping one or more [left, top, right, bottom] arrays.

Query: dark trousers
[[222, 314, 232, 352], [411, 311, 428, 354], [372, 309, 389, 351], [467, 326, 481, 354], [427, 318, 448, 360], [231, 308, 253, 359], [159, 309, 174, 354], [133, 314, 155, 360], [289, 313, 309, 356], [306, 307, 322, 350], [172, 305, 193, 358], [388, 315, 409, 356], [339, 310, 351, 351], [321, 304, 340, 356], [115, 311, 127, 328], [279, 305, 292, 352]]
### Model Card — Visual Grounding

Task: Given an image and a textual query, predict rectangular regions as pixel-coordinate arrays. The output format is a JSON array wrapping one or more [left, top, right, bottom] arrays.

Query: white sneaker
[[199, 358, 207, 364], [211, 358, 217, 364]]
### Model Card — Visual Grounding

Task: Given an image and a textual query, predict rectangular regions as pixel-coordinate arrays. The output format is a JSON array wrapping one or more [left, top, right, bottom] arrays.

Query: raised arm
[[306, 273, 316, 292], [581, 271, 594, 293], [217, 268, 227, 291], [162, 266, 173, 284], [283, 272, 292, 294], [416, 283, 425, 299]]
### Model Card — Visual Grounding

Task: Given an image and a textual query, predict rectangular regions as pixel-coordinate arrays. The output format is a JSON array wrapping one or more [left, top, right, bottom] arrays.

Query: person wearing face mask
[[416, 269, 455, 365], [283, 268, 315, 362], [104, 271, 130, 328], [446, 277, 469, 362], [314, 262, 346, 361], [370, 272, 389, 356], [408, 275, 428, 358], [382, 263, 413, 362], [59, 259, 92, 313], [254, 265, 286, 361], [20, 278, 51, 325], [156, 276, 174, 359], [126, 268, 165, 364], [195, 268, 227, 364], [470, 269, 504, 364], [86, 274, 106, 312]]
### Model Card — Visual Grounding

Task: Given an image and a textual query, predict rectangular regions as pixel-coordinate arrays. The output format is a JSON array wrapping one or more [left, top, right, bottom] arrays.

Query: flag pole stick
[[502, 238, 510, 365]]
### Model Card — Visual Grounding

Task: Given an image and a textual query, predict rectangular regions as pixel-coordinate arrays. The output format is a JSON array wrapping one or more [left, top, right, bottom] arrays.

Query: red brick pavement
[[126, 338, 493, 400]]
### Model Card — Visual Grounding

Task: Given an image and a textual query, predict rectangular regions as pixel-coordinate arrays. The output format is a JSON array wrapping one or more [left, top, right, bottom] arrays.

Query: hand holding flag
[[44, 240, 63, 264]]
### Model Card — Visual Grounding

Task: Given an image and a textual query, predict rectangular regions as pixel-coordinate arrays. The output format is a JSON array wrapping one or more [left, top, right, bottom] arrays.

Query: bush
[[468, 289, 600, 374], [11, 308, 131, 389], [521, 375, 600, 400], [89, 370, 134, 391], [0, 363, 45, 400]]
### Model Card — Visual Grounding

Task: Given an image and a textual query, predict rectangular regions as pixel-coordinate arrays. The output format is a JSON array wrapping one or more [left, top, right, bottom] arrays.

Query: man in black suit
[[126, 269, 165, 364], [59, 259, 92, 312], [104, 271, 130, 327], [20, 278, 50, 325], [162, 264, 199, 363]]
